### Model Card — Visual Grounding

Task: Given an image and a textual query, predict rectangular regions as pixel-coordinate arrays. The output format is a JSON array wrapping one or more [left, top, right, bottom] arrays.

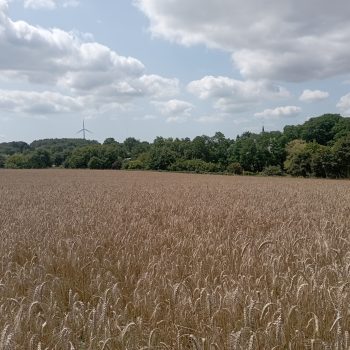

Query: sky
[[1, 0, 350, 143]]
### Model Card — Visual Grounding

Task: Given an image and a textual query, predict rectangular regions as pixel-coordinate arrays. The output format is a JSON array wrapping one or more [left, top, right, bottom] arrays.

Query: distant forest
[[1, 114, 350, 178]]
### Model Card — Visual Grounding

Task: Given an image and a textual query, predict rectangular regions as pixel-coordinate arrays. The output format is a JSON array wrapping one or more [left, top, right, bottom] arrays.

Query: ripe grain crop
[[0, 169, 350, 349]]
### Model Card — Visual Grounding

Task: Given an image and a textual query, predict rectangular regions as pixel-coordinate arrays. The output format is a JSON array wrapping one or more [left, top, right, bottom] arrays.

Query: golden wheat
[[0, 169, 349, 349]]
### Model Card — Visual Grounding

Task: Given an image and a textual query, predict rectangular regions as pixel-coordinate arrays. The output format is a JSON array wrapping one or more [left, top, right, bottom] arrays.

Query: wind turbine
[[77, 120, 92, 140]]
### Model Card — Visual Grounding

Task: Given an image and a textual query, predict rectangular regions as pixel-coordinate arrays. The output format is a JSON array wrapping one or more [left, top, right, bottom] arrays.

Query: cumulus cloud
[[152, 99, 193, 123], [337, 93, 350, 115], [23, 0, 79, 10], [0, 90, 82, 114], [187, 76, 289, 112], [0, 89, 136, 116], [152, 99, 193, 116], [299, 89, 329, 102], [0, 1, 179, 117], [138, 75, 179, 98], [254, 106, 301, 119], [136, 0, 350, 81], [0, 7, 144, 87]]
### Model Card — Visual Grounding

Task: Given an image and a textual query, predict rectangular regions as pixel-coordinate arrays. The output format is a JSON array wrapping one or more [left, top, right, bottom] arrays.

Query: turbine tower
[[77, 120, 92, 140]]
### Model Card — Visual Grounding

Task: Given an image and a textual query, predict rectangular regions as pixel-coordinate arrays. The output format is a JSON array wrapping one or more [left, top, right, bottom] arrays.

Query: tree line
[[1, 114, 349, 178]]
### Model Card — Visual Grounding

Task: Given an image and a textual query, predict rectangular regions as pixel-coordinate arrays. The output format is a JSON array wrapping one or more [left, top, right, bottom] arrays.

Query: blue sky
[[1, 0, 350, 143]]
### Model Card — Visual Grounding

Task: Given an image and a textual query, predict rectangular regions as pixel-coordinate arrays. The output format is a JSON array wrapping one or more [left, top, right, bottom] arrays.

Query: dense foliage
[[1, 114, 350, 178]]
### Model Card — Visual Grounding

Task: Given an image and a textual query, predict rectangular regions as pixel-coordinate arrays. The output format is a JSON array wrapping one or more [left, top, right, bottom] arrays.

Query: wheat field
[[0, 170, 350, 349]]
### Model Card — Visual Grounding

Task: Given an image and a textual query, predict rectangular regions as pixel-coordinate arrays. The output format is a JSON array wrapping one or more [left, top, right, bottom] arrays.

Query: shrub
[[169, 159, 221, 173], [4, 153, 29, 169], [261, 165, 283, 176], [243, 171, 256, 176], [125, 160, 145, 170], [88, 156, 104, 169], [0, 154, 5, 168], [111, 158, 123, 170], [227, 162, 243, 175]]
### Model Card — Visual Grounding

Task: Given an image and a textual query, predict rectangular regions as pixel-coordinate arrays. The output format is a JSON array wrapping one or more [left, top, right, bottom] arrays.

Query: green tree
[[0, 141, 30, 155], [30, 138, 98, 167], [27, 149, 52, 168], [0, 154, 5, 168], [190, 136, 211, 162], [284, 140, 312, 177], [237, 135, 265, 172], [310, 145, 337, 178], [300, 114, 342, 145], [332, 118, 350, 141], [285, 140, 339, 178], [208, 132, 231, 165], [111, 158, 123, 170], [52, 150, 71, 167], [103, 138, 118, 145], [121, 137, 150, 159], [227, 162, 243, 175], [65, 144, 127, 169], [129, 152, 151, 169], [333, 135, 350, 178], [148, 146, 177, 170], [283, 125, 302, 142], [5, 153, 28, 169], [65, 146, 96, 168], [88, 156, 104, 169], [257, 131, 287, 168], [99, 145, 125, 168]]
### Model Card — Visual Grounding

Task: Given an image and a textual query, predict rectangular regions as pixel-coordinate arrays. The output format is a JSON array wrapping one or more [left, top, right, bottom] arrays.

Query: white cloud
[[24, 0, 55, 9], [0, 89, 138, 117], [3, 37, 143, 89], [299, 89, 329, 102], [138, 75, 179, 98], [0, 90, 82, 114], [187, 76, 289, 112], [337, 93, 350, 115], [137, 0, 350, 81], [0, 0, 8, 16], [254, 106, 301, 119], [152, 99, 193, 116], [23, 0, 79, 10], [0, 5, 144, 85], [0, 1, 179, 117], [152, 99, 193, 123]]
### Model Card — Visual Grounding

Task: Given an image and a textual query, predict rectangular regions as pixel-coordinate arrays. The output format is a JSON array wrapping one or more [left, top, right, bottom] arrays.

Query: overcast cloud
[[137, 0, 350, 82]]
